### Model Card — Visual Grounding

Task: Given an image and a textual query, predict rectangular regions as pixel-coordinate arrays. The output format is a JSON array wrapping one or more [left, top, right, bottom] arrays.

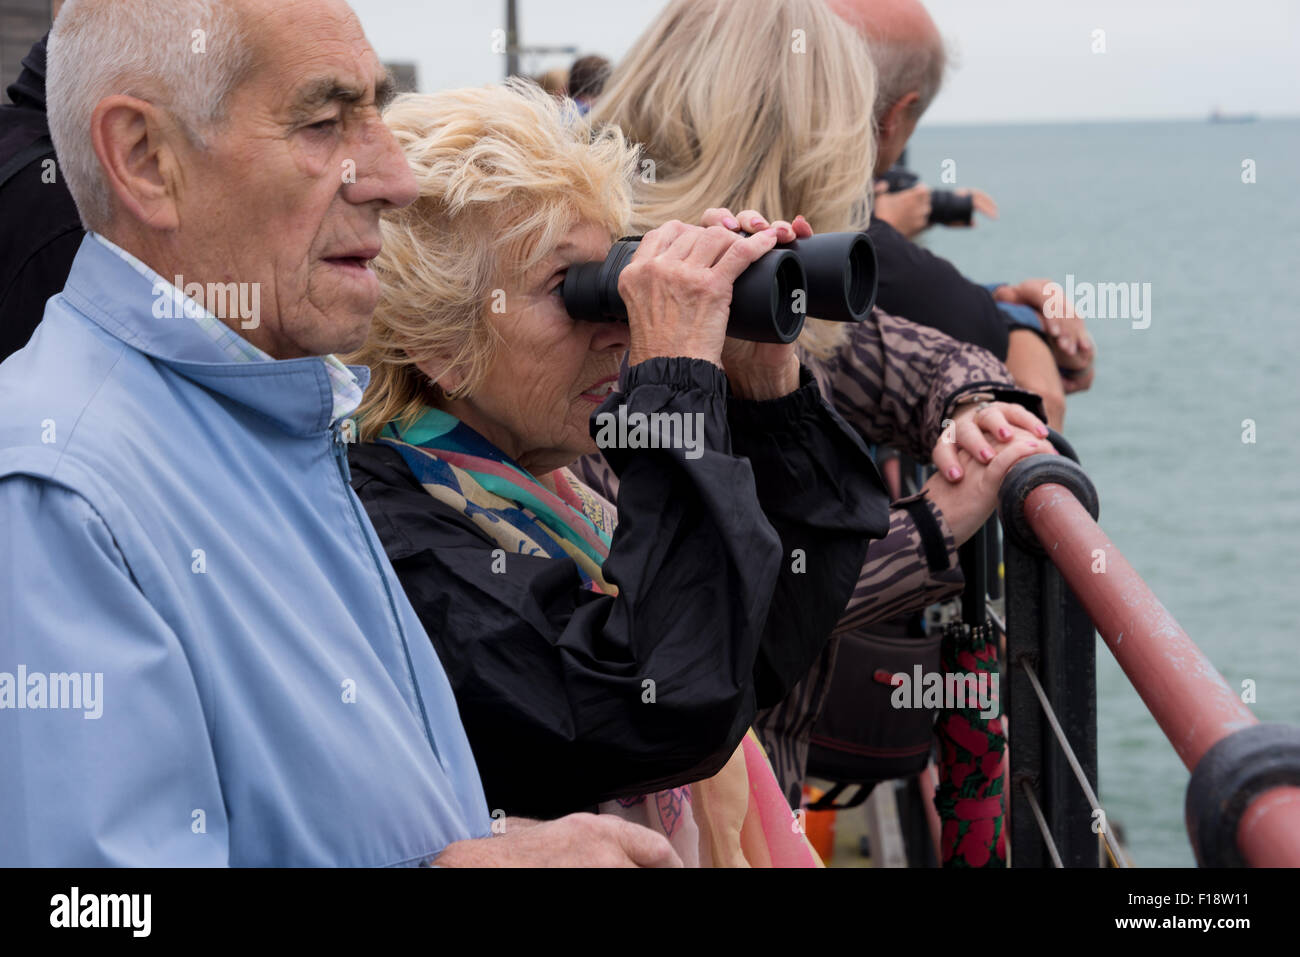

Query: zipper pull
[[332, 423, 352, 483]]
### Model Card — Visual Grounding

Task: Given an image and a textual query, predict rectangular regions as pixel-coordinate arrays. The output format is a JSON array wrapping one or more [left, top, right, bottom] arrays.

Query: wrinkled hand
[[620, 219, 783, 371], [931, 399, 1050, 484], [699, 206, 814, 400], [994, 278, 1097, 378], [923, 436, 1055, 546], [433, 812, 683, 868], [873, 181, 932, 239]]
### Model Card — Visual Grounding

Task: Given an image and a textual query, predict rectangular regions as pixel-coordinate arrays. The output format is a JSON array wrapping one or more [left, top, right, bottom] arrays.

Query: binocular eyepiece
[[562, 231, 878, 344]]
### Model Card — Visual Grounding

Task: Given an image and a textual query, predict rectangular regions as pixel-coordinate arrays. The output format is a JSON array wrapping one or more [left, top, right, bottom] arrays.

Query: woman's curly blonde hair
[[346, 79, 638, 441]]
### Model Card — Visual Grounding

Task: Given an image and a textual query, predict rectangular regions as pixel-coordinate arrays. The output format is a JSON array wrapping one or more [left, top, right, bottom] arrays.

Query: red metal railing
[[1019, 478, 1300, 867]]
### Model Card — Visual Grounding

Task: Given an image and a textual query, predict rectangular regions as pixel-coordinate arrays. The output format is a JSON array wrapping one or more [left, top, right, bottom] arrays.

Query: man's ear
[[89, 95, 183, 231], [881, 91, 922, 138]]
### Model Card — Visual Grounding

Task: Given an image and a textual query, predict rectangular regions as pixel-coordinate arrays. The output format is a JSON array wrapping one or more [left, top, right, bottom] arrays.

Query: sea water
[[909, 118, 1300, 867]]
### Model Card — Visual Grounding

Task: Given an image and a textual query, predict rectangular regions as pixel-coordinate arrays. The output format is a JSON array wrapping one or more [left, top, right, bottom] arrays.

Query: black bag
[[805, 627, 940, 810], [805, 509, 1003, 812]]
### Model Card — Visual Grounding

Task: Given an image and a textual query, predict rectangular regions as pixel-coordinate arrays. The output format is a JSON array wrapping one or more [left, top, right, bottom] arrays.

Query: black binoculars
[[562, 231, 878, 343]]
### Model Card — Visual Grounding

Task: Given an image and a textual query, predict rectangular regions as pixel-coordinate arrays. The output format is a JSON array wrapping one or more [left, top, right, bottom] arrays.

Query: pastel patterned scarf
[[378, 406, 821, 868], [378, 408, 616, 592]]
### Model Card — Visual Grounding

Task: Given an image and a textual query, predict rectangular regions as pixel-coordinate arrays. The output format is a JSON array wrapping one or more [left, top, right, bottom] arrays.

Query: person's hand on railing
[[924, 418, 1053, 545], [931, 399, 1049, 483], [993, 279, 1096, 385]]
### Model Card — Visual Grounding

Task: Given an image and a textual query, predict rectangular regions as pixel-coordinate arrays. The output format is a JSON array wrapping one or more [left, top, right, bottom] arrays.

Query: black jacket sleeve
[[868, 215, 1010, 360], [350, 357, 886, 818], [726, 365, 890, 706]]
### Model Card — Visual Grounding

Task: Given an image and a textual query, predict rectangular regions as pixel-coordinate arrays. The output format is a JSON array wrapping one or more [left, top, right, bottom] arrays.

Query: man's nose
[[343, 117, 419, 209]]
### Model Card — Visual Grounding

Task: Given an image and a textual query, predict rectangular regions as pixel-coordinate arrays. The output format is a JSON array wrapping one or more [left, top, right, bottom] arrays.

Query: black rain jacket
[[349, 357, 891, 817]]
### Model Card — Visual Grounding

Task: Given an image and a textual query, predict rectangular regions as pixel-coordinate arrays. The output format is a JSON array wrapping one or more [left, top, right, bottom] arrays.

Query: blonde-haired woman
[[587, 0, 1053, 803], [345, 80, 894, 866]]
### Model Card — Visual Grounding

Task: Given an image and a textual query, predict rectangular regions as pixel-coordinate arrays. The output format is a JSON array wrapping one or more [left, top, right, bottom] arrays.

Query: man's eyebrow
[[374, 72, 398, 111], [288, 71, 397, 120]]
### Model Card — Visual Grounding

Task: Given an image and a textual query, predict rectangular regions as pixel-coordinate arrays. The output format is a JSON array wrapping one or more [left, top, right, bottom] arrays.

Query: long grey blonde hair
[[593, 0, 878, 357]]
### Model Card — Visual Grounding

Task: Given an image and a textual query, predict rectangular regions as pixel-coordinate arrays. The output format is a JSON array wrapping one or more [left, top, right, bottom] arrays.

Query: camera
[[563, 231, 878, 344], [878, 166, 974, 227]]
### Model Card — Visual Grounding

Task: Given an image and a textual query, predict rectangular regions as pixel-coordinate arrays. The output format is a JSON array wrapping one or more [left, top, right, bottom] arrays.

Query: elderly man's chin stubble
[[299, 263, 379, 355]]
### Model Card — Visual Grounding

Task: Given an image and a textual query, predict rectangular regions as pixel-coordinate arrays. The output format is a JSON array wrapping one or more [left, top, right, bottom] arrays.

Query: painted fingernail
[[723, 216, 739, 230], [948, 467, 962, 480], [1037, 425, 1049, 436], [754, 218, 769, 228], [998, 428, 1011, 440], [979, 448, 994, 462]]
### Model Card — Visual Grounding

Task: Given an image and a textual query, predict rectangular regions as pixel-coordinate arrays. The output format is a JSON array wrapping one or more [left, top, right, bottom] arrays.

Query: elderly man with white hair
[[0, 0, 707, 867]]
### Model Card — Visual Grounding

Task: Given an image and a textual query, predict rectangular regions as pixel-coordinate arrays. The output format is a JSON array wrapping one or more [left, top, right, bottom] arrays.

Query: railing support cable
[[1021, 659, 1128, 867], [1019, 780, 1063, 868]]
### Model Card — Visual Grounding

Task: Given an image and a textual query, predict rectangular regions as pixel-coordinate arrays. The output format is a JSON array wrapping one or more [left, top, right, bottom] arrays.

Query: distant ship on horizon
[[1208, 107, 1258, 123]]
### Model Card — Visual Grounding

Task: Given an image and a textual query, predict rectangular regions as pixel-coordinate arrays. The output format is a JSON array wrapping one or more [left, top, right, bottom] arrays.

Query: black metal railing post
[[999, 439, 1101, 867]]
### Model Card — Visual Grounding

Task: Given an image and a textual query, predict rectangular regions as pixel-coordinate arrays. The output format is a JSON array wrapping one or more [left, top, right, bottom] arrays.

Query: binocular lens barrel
[[563, 231, 877, 344], [783, 231, 878, 325]]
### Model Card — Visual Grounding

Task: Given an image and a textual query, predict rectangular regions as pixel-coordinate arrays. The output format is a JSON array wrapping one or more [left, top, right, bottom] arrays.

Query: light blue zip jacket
[[0, 236, 492, 865]]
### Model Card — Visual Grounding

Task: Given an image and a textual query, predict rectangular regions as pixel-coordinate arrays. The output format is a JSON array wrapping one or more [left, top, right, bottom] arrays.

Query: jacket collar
[[61, 233, 370, 437]]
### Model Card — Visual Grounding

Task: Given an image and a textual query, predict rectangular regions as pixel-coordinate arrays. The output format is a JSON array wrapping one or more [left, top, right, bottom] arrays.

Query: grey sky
[[350, 0, 1300, 125]]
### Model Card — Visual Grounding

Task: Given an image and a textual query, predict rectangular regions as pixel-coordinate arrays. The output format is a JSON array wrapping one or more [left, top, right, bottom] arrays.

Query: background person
[[567, 53, 610, 113], [874, 159, 999, 239], [536, 66, 568, 97], [829, 0, 1096, 428], [0, 0, 81, 362]]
